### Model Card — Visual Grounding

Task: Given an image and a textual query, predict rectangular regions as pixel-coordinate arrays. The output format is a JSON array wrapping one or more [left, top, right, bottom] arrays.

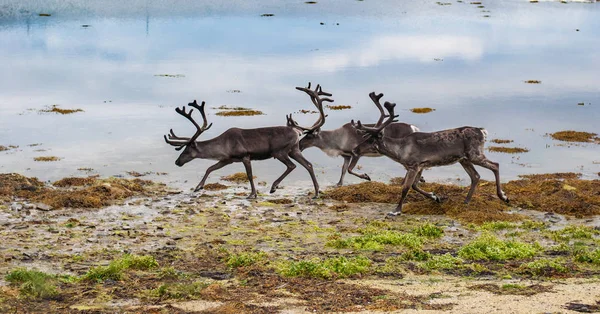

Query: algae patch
[[53, 177, 96, 187], [39, 105, 83, 115], [549, 130, 599, 143], [203, 183, 229, 191], [154, 74, 185, 78], [221, 173, 255, 183], [410, 108, 435, 114], [326, 105, 352, 110], [0, 174, 168, 210], [33, 156, 62, 162], [214, 106, 263, 117], [490, 139, 514, 144], [488, 146, 529, 154]]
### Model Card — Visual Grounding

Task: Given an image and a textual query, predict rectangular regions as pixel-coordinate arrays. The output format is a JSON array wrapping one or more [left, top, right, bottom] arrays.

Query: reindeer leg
[[242, 157, 257, 199], [472, 157, 509, 203], [388, 168, 419, 216], [289, 148, 320, 199], [410, 169, 441, 203], [347, 155, 370, 181], [336, 156, 351, 187], [270, 155, 297, 193], [194, 160, 232, 192], [459, 160, 480, 203]]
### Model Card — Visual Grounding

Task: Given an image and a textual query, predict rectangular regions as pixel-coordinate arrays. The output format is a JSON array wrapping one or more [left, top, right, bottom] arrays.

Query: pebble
[[36, 203, 52, 211]]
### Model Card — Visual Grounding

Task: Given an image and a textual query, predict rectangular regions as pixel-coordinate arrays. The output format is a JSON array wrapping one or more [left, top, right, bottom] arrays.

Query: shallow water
[[0, 0, 598, 191]]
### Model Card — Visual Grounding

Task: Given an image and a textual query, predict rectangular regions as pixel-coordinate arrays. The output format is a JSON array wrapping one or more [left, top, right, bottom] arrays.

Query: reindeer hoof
[[336, 182, 344, 187], [247, 194, 257, 199], [269, 188, 276, 194], [419, 176, 426, 183], [433, 195, 442, 203], [194, 186, 204, 192], [386, 211, 401, 217], [362, 174, 371, 181]]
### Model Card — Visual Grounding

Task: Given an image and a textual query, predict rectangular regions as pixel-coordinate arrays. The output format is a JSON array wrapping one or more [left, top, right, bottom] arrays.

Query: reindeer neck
[[191, 138, 224, 160]]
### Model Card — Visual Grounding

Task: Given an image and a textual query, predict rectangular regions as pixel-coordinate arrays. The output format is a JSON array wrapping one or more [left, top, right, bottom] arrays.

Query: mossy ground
[[326, 173, 599, 220], [0, 173, 170, 210], [1, 173, 599, 312]]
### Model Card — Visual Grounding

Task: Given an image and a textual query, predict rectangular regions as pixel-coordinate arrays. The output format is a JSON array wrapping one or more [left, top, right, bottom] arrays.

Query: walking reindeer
[[164, 83, 332, 199], [353, 97, 509, 216], [298, 92, 420, 186]]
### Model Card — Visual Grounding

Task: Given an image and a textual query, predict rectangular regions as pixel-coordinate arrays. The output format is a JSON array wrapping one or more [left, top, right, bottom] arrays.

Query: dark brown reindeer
[[164, 83, 332, 199], [353, 98, 509, 216], [299, 92, 420, 186]]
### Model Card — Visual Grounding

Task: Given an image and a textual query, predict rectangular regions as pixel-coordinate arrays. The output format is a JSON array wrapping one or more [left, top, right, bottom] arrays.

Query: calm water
[[0, 0, 598, 191]]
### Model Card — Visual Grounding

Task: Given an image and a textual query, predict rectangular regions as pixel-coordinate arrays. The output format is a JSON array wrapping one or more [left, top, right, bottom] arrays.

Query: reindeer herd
[[165, 83, 509, 216]]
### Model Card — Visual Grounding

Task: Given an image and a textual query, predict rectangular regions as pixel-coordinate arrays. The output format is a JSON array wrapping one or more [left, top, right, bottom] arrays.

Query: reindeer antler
[[369, 92, 389, 127], [164, 100, 212, 150], [352, 101, 398, 136], [289, 82, 333, 133]]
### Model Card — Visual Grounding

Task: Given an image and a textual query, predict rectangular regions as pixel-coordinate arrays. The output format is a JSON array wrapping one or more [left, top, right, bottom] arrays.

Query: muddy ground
[[0, 173, 599, 313]]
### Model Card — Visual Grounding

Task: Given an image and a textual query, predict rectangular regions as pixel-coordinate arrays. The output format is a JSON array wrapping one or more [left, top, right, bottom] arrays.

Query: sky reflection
[[0, 0, 598, 190]]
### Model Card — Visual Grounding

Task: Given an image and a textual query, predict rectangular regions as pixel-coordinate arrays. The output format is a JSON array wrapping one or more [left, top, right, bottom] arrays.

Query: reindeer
[[298, 92, 420, 186], [353, 97, 509, 216], [164, 83, 332, 199]]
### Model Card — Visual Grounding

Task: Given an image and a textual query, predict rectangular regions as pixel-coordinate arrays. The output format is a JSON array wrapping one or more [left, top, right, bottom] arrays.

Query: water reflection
[[0, 0, 598, 190]]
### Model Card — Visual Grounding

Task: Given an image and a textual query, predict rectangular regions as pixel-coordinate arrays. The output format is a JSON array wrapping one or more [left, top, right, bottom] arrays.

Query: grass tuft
[[150, 281, 210, 300], [5, 268, 58, 299], [419, 254, 464, 271], [82, 254, 158, 282], [519, 258, 568, 276], [412, 223, 444, 238], [575, 249, 600, 265], [276, 256, 371, 279], [226, 251, 266, 268], [458, 233, 539, 261], [478, 221, 518, 231], [327, 229, 423, 251], [548, 225, 597, 242]]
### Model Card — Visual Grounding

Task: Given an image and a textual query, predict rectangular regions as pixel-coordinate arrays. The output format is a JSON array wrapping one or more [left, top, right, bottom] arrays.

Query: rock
[[24, 203, 36, 210], [35, 203, 52, 211], [86, 237, 99, 243], [199, 271, 232, 280], [11, 203, 22, 211]]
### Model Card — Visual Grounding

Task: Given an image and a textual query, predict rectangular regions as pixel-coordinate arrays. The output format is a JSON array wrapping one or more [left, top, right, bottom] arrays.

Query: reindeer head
[[351, 92, 398, 154], [164, 100, 212, 166], [287, 82, 333, 151]]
